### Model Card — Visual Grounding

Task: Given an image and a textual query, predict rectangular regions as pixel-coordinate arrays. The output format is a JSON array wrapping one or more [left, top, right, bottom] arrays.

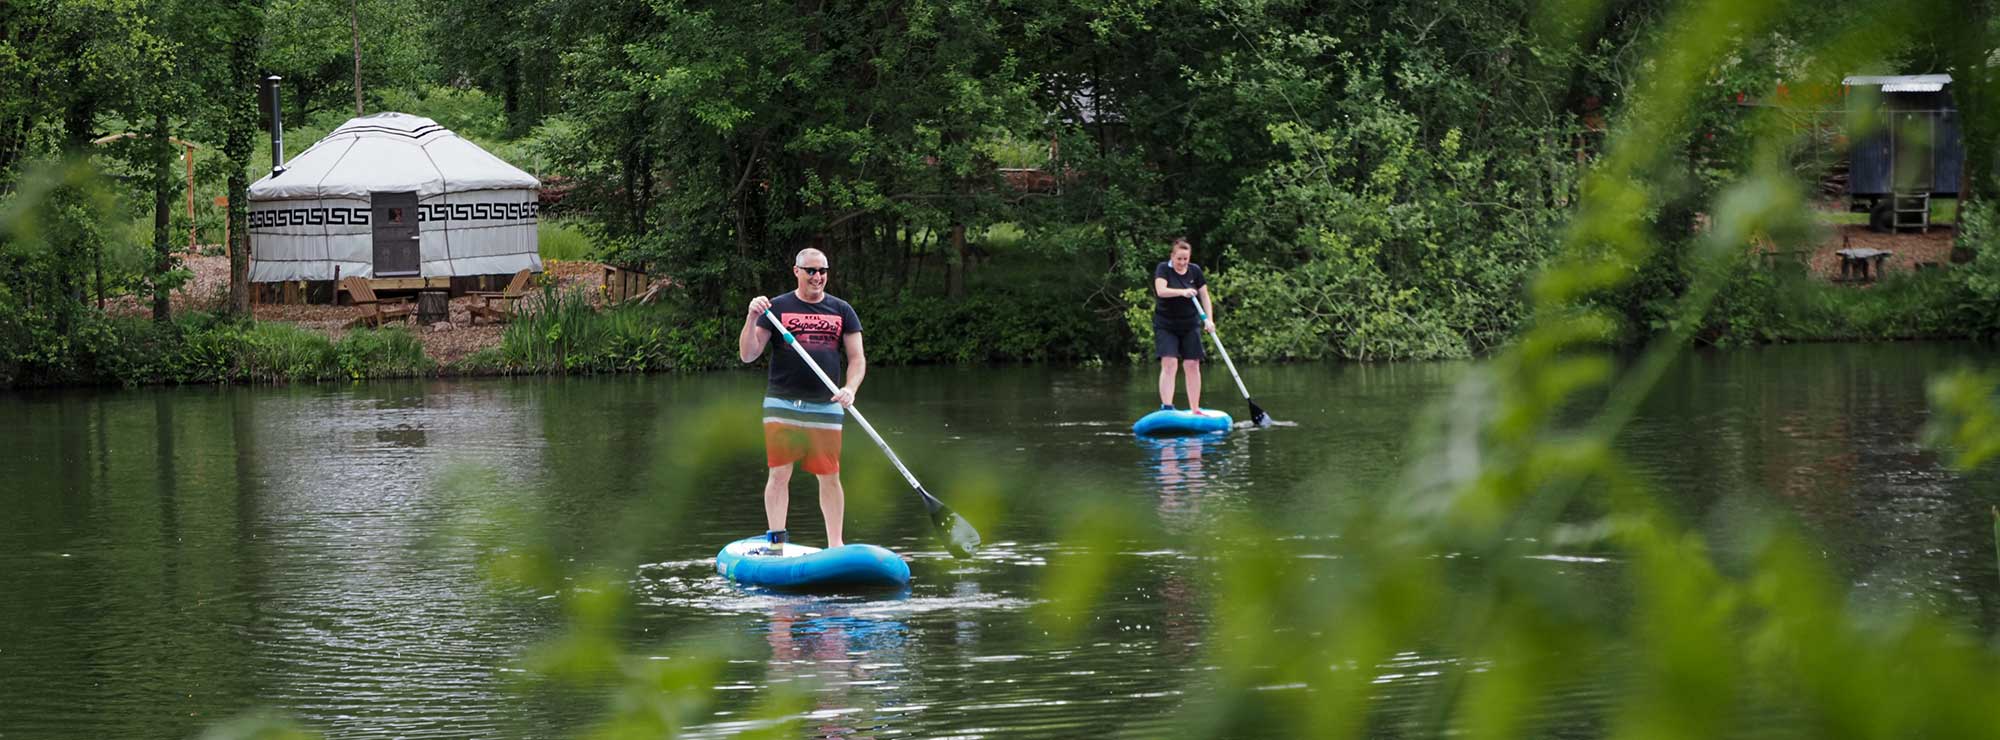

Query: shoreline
[[103, 254, 612, 366]]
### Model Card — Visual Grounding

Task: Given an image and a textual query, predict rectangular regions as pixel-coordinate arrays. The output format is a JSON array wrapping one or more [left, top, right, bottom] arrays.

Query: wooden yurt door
[[371, 191, 421, 276]]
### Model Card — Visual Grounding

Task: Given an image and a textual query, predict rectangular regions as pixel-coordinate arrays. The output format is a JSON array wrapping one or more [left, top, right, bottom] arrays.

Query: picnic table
[[1835, 247, 1892, 281]]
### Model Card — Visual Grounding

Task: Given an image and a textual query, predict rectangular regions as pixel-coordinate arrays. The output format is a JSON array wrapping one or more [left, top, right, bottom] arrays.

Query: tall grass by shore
[[0, 314, 432, 387], [498, 284, 732, 374], [230, 322, 432, 382]]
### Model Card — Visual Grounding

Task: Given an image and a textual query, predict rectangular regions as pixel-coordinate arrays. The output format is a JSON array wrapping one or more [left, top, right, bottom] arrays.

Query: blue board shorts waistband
[[762, 396, 845, 429]]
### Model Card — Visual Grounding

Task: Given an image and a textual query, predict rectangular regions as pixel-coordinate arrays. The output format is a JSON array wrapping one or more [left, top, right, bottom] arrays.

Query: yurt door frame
[[371, 191, 421, 276]]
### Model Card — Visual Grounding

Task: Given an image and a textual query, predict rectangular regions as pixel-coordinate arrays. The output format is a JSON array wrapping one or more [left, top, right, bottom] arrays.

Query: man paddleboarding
[[738, 246, 866, 554]]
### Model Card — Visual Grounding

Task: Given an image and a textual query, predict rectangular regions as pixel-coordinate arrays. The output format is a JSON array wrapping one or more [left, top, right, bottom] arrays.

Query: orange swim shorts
[[762, 396, 844, 474]]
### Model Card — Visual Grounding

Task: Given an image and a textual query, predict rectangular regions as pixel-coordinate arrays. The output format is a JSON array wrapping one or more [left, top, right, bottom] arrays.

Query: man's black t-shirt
[[1152, 261, 1208, 331], [764, 291, 863, 401]]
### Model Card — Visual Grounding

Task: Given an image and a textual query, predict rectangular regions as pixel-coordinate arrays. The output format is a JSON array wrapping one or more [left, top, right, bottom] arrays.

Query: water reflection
[[1138, 433, 1228, 533], [762, 598, 912, 738], [679, 590, 918, 739]]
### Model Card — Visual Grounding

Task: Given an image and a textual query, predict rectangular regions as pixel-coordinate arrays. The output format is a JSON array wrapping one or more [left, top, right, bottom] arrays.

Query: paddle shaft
[[1189, 296, 1254, 402], [762, 309, 929, 497]]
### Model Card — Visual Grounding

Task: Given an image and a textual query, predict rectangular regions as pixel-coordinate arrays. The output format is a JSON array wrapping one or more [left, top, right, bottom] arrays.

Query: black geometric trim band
[[249, 201, 539, 228]]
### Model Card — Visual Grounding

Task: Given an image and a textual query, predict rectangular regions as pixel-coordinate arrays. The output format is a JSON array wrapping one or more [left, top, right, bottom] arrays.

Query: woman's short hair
[[1170, 237, 1192, 253]]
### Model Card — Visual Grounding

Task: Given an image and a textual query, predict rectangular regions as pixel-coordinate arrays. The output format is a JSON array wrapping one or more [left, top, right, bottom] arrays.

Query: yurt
[[247, 112, 541, 288]]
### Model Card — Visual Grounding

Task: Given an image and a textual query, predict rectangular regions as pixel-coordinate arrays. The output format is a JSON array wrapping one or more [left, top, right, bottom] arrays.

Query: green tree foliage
[[537, 0, 1037, 310], [0, 0, 162, 176], [0, 0, 176, 325], [261, 0, 435, 120], [428, 0, 565, 137], [0, 159, 141, 382], [529, 0, 1937, 361]]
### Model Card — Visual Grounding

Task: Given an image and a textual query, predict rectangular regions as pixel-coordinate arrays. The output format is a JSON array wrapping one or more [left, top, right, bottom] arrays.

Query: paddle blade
[[1248, 398, 1274, 427], [927, 503, 982, 559]]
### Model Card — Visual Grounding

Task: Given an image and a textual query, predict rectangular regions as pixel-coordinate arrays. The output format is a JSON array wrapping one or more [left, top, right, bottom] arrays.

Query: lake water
[[2, 343, 1996, 738]]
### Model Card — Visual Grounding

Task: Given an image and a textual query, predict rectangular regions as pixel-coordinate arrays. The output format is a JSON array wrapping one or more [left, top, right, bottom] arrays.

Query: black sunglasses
[[797, 266, 831, 276]]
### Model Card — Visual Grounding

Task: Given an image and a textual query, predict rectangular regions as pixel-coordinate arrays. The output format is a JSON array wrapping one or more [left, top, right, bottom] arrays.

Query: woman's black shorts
[[1154, 324, 1206, 360]]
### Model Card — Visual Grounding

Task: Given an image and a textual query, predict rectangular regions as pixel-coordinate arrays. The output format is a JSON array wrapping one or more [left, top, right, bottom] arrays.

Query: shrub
[[869, 291, 1110, 365], [539, 218, 595, 261], [240, 322, 338, 381], [499, 285, 733, 374], [333, 327, 431, 380]]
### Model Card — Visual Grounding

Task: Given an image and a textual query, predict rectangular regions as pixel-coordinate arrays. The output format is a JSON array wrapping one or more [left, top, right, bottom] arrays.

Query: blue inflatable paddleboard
[[1133, 407, 1233, 436], [715, 536, 911, 591]]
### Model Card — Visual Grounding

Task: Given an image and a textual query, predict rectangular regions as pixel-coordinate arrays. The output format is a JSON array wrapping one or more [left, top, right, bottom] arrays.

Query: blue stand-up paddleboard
[[1133, 408, 1233, 436], [716, 536, 911, 591]]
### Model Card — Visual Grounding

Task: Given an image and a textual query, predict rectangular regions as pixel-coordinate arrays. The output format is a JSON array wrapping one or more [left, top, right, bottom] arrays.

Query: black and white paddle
[[1190, 295, 1274, 427], [762, 309, 981, 558]]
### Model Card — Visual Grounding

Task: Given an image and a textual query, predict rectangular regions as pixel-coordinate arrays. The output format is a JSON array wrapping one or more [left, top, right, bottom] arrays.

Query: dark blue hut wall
[[1847, 88, 1963, 197], [1935, 111, 1964, 194], [1852, 128, 1892, 195]]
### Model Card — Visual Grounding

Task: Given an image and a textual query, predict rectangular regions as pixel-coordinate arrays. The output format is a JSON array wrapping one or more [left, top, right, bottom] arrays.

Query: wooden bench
[[1835, 247, 1893, 282], [339, 276, 416, 329]]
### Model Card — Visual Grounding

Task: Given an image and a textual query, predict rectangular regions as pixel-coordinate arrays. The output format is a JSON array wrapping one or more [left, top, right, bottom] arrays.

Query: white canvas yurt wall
[[247, 112, 542, 282]]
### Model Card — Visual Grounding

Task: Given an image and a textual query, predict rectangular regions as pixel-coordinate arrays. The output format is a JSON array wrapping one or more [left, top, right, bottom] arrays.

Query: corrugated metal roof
[[1843, 73, 1951, 92]]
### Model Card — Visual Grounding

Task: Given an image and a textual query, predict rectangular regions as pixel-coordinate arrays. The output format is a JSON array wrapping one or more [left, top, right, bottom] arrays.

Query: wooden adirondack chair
[[467, 269, 535, 324], [339, 276, 416, 328]]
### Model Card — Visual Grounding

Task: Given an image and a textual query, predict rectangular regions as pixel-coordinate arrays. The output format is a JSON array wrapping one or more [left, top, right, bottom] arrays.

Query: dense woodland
[[3, 0, 2000, 385]]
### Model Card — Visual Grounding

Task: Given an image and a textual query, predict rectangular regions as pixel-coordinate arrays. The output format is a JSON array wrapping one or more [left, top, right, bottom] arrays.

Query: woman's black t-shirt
[[1152, 262, 1207, 330]]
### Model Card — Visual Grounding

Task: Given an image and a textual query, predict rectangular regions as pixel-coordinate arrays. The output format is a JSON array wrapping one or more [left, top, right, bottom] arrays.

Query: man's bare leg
[[764, 462, 793, 533], [816, 473, 845, 547]]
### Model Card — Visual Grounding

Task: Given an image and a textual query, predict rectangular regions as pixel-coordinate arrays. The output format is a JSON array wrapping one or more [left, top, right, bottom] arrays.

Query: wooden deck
[[366, 276, 453, 290], [253, 274, 512, 304]]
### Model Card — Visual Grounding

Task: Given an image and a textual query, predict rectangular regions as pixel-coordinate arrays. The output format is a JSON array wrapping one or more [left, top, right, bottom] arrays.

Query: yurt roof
[[248, 112, 538, 201]]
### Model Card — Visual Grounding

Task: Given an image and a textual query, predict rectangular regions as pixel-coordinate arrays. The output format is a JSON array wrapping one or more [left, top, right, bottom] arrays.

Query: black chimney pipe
[[265, 75, 286, 176]]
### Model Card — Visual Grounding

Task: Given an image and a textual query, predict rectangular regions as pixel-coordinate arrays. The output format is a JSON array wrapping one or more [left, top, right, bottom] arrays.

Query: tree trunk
[[350, 0, 363, 116], [63, 96, 97, 149], [897, 220, 911, 292], [621, 139, 642, 236], [946, 223, 967, 299], [1948, 1, 1998, 205], [0, 116, 28, 185], [224, 2, 264, 317], [227, 159, 251, 314], [501, 57, 523, 137], [152, 111, 174, 322], [293, 78, 311, 128]]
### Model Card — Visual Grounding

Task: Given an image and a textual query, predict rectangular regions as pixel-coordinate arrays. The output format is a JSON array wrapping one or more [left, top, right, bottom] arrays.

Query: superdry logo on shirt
[[783, 313, 843, 348]]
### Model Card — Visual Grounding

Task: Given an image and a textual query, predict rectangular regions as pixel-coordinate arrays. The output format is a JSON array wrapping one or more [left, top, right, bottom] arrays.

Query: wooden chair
[[339, 276, 416, 328], [468, 269, 535, 324]]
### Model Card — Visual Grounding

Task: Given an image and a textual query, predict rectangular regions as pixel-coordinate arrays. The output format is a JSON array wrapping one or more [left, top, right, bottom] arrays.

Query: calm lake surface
[[3, 343, 1998, 738]]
